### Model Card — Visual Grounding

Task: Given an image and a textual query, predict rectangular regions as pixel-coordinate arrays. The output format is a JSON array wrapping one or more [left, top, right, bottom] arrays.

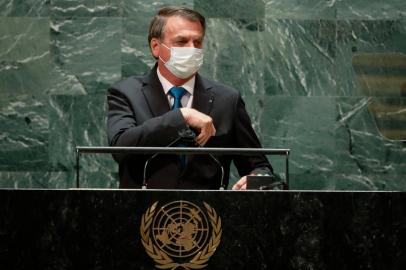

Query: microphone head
[[178, 128, 197, 145]]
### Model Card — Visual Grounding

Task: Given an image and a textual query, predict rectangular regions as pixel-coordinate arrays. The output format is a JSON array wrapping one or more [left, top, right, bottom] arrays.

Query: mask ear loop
[[158, 42, 171, 64]]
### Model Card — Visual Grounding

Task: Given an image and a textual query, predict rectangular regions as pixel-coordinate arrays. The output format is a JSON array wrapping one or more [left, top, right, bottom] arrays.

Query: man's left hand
[[232, 175, 249, 190]]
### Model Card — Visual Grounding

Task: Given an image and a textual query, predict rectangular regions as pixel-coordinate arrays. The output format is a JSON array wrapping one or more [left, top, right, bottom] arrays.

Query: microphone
[[177, 128, 225, 190], [177, 128, 196, 144], [209, 152, 225, 190], [142, 128, 225, 190], [142, 134, 183, 189]]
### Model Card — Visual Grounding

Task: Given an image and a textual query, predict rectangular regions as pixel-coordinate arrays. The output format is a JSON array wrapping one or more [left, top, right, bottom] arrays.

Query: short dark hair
[[148, 6, 206, 45]]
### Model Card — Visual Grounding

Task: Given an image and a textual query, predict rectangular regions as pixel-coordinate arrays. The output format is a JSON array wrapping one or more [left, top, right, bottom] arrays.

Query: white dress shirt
[[157, 68, 195, 108]]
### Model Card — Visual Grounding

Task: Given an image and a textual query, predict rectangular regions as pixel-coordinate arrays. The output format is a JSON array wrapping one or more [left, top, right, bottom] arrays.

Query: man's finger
[[196, 133, 209, 146], [196, 124, 215, 146], [209, 125, 216, 136], [233, 176, 248, 190], [232, 180, 242, 190], [232, 182, 241, 190]]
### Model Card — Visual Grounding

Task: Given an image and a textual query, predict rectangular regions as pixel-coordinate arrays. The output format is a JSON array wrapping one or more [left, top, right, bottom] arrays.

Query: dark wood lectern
[[0, 189, 405, 270]]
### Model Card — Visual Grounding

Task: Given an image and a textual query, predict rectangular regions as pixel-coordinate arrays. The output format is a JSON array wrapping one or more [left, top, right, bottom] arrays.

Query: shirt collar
[[157, 68, 195, 96]]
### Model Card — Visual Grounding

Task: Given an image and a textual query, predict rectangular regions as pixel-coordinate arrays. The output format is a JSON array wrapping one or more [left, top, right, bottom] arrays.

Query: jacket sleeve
[[107, 87, 188, 148], [231, 94, 274, 176]]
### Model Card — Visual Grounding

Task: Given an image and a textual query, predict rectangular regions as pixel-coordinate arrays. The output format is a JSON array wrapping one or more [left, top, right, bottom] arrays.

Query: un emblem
[[140, 201, 222, 269]]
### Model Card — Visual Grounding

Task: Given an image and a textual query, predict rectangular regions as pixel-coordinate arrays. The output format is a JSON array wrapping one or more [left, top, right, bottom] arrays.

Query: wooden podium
[[1, 189, 405, 270]]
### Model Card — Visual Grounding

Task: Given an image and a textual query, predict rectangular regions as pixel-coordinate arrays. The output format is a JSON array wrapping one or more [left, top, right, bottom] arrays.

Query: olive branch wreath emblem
[[140, 201, 222, 270]]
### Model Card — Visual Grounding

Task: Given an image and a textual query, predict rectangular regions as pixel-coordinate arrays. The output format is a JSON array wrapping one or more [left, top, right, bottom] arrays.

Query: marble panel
[[78, 170, 118, 188], [48, 95, 75, 171], [121, 16, 156, 78], [50, 17, 122, 94], [253, 96, 337, 174], [337, 0, 406, 20], [194, 0, 265, 20], [121, 0, 193, 17], [50, 0, 120, 17], [249, 96, 405, 190], [368, 98, 406, 141], [0, 17, 49, 60], [0, 16, 86, 97], [0, 96, 49, 171], [262, 19, 338, 96], [337, 19, 406, 53], [0, 55, 52, 102], [0, 18, 51, 101], [265, 0, 337, 19], [45, 64, 88, 95], [263, 18, 406, 97], [336, 19, 406, 97], [335, 97, 405, 173], [71, 93, 117, 188], [48, 94, 118, 188], [290, 169, 406, 191], [199, 18, 266, 95], [0, 171, 70, 189], [0, 0, 49, 17], [352, 53, 406, 97]]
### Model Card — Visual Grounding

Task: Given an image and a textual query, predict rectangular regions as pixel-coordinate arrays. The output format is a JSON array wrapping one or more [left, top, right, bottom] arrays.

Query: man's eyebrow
[[173, 34, 203, 40], [173, 36, 188, 41]]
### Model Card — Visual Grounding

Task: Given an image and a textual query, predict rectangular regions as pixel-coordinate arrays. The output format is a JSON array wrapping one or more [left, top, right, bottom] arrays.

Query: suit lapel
[[142, 68, 216, 117], [182, 74, 216, 172], [192, 74, 215, 115], [141, 65, 171, 117]]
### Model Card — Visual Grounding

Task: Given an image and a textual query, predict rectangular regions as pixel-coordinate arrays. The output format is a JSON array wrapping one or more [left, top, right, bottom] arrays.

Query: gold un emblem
[[140, 200, 222, 269]]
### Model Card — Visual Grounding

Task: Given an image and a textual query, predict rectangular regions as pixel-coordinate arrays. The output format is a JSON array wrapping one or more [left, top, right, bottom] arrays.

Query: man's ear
[[150, 38, 160, 59]]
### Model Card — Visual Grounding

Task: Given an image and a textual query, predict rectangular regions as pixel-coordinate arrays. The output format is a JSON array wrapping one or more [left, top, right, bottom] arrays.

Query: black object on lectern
[[246, 175, 288, 190]]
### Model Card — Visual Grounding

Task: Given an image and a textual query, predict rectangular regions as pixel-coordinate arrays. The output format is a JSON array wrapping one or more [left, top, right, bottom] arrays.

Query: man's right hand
[[180, 108, 216, 146]]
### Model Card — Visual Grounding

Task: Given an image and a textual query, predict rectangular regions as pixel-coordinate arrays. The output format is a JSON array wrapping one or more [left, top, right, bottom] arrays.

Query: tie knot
[[169, 87, 186, 100]]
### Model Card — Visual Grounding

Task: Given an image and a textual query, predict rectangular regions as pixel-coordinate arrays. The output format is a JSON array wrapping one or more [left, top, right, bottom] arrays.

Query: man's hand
[[180, 108, 216, 146], [232, 175, 249, 190]]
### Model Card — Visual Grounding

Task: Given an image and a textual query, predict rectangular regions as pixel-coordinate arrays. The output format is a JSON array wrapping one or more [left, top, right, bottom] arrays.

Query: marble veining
[[0, 0, 405, 189]]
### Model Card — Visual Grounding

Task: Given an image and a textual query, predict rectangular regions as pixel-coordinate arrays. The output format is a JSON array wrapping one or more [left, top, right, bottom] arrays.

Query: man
[[107, 6, 272, 190]]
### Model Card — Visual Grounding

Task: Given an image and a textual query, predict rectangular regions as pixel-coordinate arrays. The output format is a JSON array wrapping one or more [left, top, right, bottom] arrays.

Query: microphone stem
[[142, 137, 182, 189], [142, 131, 225, 190], [208, 153, 225, 190]]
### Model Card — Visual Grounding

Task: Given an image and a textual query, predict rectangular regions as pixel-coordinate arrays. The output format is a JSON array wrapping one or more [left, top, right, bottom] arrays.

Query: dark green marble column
[[0, 0, 405, 189]]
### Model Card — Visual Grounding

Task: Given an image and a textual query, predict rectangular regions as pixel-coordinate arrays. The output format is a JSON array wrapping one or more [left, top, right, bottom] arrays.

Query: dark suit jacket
[[107, 65, 272, 189]]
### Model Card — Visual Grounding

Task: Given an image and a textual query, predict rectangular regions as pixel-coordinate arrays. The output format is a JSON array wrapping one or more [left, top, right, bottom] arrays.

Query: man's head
[[149, 7, 206, 83], [148, 7, 206, 54]]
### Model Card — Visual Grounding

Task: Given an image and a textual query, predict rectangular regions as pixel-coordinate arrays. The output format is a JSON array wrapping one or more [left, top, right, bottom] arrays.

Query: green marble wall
[[0, 0, 405, 190]]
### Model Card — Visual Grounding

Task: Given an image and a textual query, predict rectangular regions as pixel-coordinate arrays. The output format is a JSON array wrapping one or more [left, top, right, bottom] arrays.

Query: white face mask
[[159, 43, 204, 79]]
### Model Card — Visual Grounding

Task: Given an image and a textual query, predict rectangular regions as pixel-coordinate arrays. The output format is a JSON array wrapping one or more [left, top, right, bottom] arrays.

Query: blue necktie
[[169, 87, 186, 109], [169, 87, 187, 168]]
